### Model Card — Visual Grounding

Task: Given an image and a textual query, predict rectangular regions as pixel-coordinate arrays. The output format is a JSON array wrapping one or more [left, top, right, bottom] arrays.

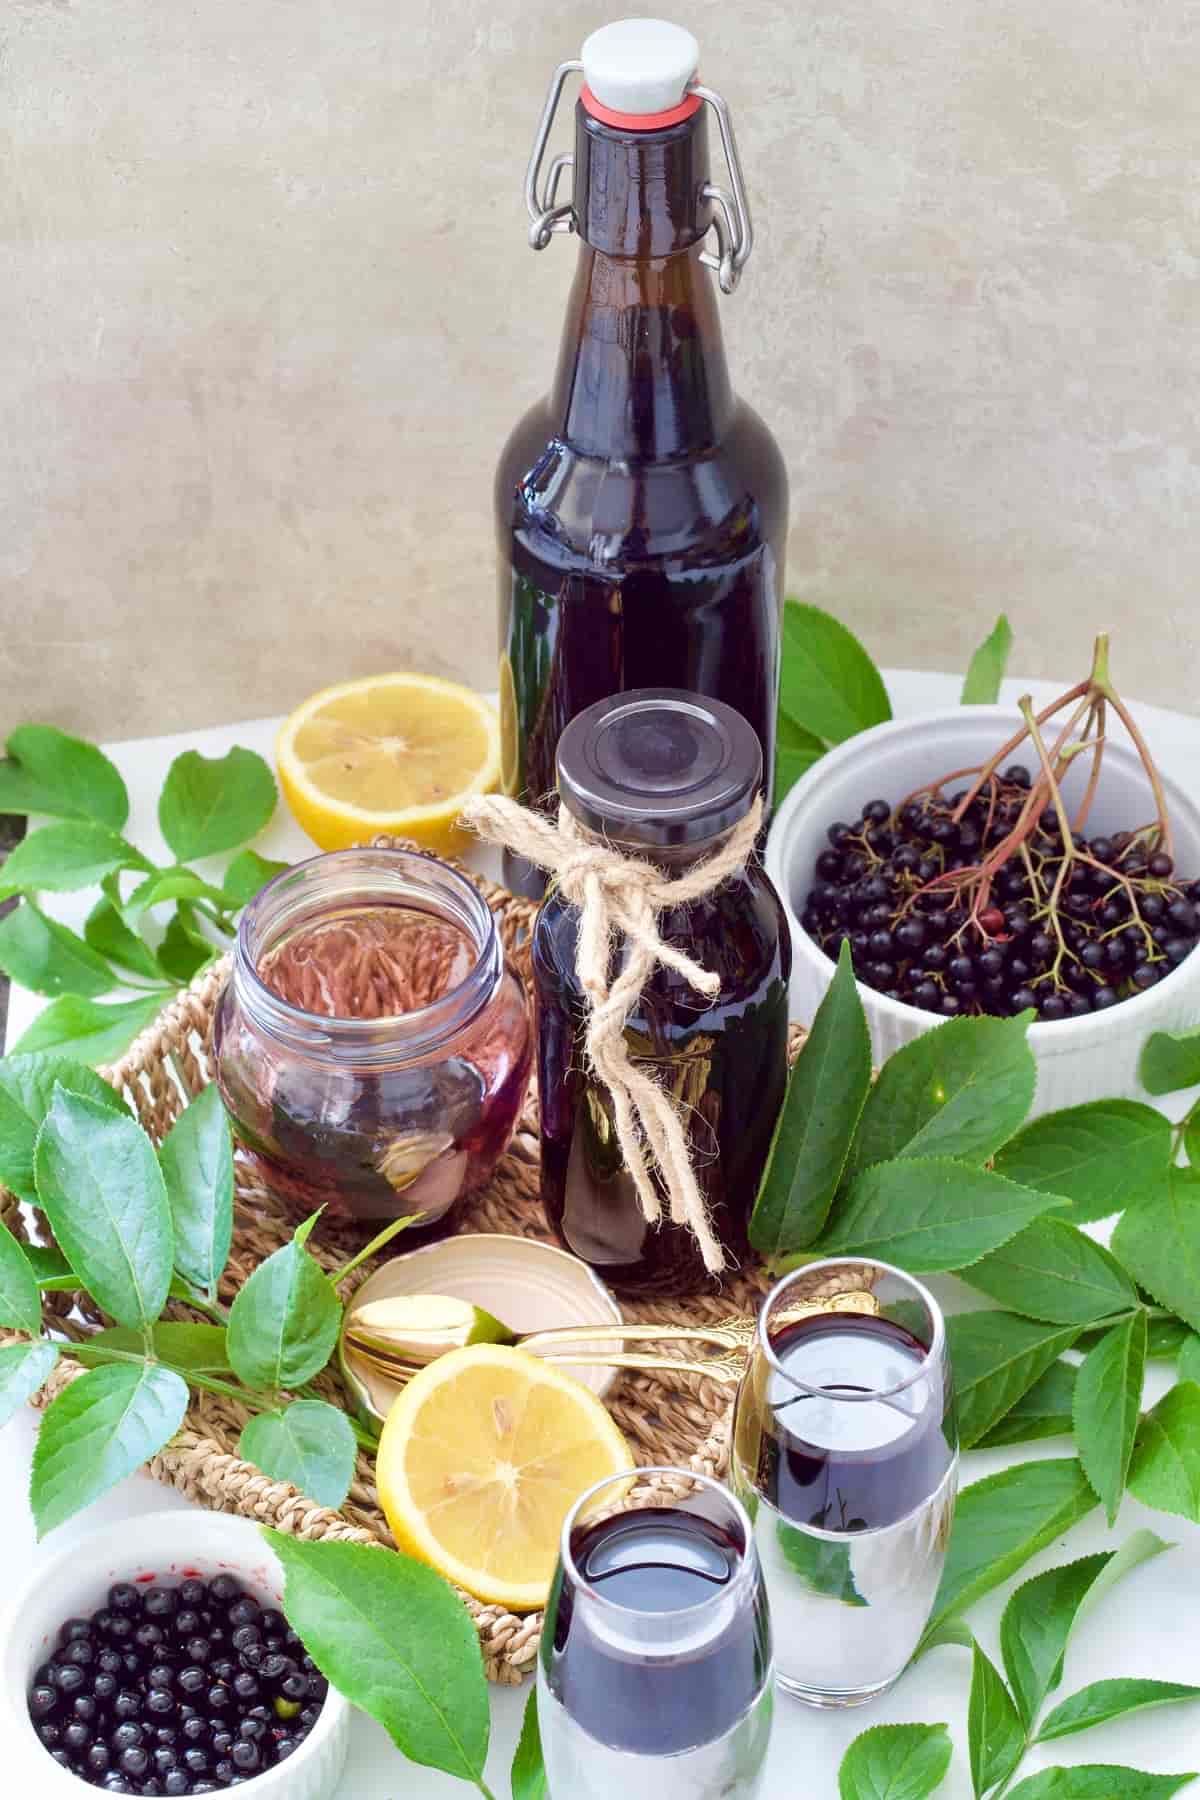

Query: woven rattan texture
[[1, 854, 803, 1683]]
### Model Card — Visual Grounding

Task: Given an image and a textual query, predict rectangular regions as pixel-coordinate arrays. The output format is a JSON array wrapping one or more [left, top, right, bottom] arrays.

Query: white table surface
[[4, 668, 1200, 1799]]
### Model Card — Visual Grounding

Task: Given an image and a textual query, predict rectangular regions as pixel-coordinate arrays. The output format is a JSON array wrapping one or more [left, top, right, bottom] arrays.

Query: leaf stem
[[329, 1214, 423, 1287], [295, 1383, 380, 1450], [178, 1287, 230, 1325], [74, 1343, 380, 1455], [1172, 1097, 1200, 1165]]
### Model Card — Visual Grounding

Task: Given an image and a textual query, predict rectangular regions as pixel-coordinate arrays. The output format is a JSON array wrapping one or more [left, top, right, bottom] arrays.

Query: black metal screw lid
[[555, 689, 763, 849]]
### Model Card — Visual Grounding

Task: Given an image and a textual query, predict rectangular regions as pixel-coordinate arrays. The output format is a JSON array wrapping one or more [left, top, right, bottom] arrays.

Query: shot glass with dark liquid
[[731, 1259, 958, 1708], [539, 1469, 774, 1800]]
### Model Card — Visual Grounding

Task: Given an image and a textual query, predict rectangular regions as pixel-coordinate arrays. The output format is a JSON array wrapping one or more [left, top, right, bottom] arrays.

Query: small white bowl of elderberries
[[2, 1509, 350, 1799], [767, 655, 1200, 1115]]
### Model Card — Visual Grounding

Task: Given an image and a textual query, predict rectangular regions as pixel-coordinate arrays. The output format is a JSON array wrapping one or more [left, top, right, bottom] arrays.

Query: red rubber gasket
[[580, 83, 703, 131]]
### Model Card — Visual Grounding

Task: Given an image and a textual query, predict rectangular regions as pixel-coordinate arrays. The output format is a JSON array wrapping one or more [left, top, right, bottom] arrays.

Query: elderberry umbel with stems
[[797, 637, 1198, 1021]]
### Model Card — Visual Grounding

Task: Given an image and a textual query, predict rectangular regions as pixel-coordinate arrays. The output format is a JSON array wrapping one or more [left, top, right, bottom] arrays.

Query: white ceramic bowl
[[0, 1509, 351, 1800], [765, 706, 1200, 1114]]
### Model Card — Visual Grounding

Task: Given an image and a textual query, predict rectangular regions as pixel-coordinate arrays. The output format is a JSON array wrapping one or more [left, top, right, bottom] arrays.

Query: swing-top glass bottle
[[496, 19, 789, 896]]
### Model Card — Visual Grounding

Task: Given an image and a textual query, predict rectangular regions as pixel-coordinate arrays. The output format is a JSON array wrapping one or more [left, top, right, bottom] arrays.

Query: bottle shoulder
[[532, 866, 791, 1009], [497, 397, 787, 566]]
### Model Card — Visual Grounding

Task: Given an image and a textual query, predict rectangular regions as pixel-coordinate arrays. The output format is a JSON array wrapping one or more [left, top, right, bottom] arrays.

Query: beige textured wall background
[[2, 0, 1197, 738]]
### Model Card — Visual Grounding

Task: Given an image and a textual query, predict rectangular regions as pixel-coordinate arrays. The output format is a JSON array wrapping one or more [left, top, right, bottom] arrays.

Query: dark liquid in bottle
[[533, 867, 790, 1295], [547, 1508, 769, 1755], [497, 101, 788, 896], [751, 1314, 955, 1532]]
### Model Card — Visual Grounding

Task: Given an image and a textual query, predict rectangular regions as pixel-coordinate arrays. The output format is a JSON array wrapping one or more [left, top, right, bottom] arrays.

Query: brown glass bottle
[[531, 691, 792, 1298], [497, 80, 788, 896]]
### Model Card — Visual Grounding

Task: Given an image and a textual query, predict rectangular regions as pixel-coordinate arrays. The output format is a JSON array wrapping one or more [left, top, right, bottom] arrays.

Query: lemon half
[[376, 1343, 634, 1610], [276, 672, 500, 855]]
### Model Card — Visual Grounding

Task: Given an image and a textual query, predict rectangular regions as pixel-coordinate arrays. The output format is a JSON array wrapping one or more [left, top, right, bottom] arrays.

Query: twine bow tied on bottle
[[462, 791, 764, 1275]]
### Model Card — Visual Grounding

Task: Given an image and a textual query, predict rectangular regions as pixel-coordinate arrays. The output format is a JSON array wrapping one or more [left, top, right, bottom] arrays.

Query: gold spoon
[[342, 1288, 881, 1391]]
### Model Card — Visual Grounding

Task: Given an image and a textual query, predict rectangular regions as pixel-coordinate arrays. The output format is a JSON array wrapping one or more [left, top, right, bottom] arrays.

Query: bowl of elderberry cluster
[[3, 1510, 349, 1798], [766, 698, 1200, 1114]]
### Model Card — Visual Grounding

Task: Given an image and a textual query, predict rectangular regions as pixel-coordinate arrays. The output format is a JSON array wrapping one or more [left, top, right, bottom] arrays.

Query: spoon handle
[[544, 1348, 745, 1384], [515, 1319, 750, 1355], [349, 1339, 745, 1387]]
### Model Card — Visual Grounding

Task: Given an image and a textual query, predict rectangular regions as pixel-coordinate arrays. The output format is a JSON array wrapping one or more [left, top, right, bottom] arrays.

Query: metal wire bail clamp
[[525, 60, 583, 250], [523, 64, 754, 291]]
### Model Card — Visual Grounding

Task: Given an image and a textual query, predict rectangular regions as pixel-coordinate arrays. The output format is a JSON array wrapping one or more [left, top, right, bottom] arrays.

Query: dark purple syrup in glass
[[752, 1313, 955, 1532], [545, 1508, 769, 1755]]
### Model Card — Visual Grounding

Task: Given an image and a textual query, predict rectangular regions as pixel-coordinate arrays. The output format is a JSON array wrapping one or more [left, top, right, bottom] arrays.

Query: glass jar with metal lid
[[531, 689, 792, 1296], [213, 847, 532, 1235]]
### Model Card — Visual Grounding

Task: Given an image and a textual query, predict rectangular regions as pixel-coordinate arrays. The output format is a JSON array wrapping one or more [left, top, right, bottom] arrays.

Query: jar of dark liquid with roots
[[532, 689, 791, 1297], [213, 849, 531, 1236]]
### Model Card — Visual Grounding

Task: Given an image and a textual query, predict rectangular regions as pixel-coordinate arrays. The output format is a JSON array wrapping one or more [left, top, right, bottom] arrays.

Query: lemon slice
[[377, 1343, 635, 1610], [276, 673, 500, 855]]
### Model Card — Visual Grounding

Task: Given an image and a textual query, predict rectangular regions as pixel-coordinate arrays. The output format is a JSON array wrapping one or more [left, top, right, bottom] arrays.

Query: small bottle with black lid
[[531, 689, 792, 1296]]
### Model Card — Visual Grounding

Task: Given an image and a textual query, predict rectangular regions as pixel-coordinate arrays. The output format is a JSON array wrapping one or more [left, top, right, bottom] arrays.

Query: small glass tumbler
[[731, 1258, 958, 1708], [538, 1468, 774, 1800]]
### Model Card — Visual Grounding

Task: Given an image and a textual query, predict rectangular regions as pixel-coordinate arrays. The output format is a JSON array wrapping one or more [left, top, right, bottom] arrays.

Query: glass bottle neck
[[549, 103, 734, 461]]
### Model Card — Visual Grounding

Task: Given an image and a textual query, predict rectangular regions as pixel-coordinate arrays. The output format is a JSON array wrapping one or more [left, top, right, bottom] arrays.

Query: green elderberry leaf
[[1073, 1310, 1146, 1524], [838, 1723, 952, 1800], [1127, 1381, 1200, 1522], [226, 1213, 341, 1392], [966, 1216, 1138, 1325], [263, 1530, 491, 1786], [0, 1339, 60, 1429], [750, 942, 871, 1258], [158, 746, 276, 862], [0, 1053, 128, 1205], [0, 901, 115, 999], [961, 613, 1013, 705], [1005, 1769, 1197, 1799], [34, 1087, 174, 1331], [846, 1012, 1036, 1177], [947, 1312, 1082, 1449], [511, 1686, 547, 1800], [922, 1459, 1097, 1648], [83, 897, 164, 982], [780, 602, 892, 747], [1140, 1028, 1200, 1096], [1036, 1678, 1200, 1744], [1112, 1174, 1200, 1337], [0, 820, 152, 898], [1000, 1530, 1172, 1732], [968, 1640, 1024, 1797], [10, 993, 169, 1066], [31, 1362, 188, 1537], [0, 1219, 42, 1335], [975, 1360, 1078, 1449], [775, 712, 827, 805], [813, 1158, 1060, 1272], [239, 1401, 357, 1509], [221, 849, 290, 909], [158, 1085, 234, 1301], [0, 724, 129, 829], [993, 1099, 1173, 1224]]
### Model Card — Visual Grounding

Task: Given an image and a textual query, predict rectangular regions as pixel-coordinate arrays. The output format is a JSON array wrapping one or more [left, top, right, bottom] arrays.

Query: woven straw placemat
[[1, 856, 800, 1684]]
